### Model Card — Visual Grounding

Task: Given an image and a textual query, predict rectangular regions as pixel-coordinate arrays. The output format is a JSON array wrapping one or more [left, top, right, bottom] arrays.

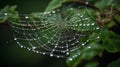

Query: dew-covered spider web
[[8, 2, 101, 58]]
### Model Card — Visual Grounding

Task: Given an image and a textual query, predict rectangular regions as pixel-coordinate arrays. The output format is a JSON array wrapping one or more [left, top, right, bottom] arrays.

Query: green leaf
[[85, 61, 99, 67], [107, 58, 120, 67], [114, 0, 120, 10], [9, 5, 17, 12], [114, 14, 120, 24], [101, 29, 120, 53], [0, 5, 18, 23], [0, 6, 9, 22], [85, 0, 98, 4], [45, 0, 69, 11], [95, 0, 114, 11], [66, 42, 103, 67]]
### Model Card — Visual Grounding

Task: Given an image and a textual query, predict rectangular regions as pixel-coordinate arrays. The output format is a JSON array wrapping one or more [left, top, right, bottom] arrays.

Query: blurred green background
[[0, 0, 67, 67], [0, 0, 120, 67]]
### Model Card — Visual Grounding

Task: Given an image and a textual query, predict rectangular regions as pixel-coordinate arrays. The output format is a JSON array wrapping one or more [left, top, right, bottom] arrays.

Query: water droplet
[[83, 24, 86, 26], [25, 16, 29, 19], [85, 2, 89, 5], [80, 15, 83, 18], [81, 43, 85, 46], [97, 36, 100, 39], [61, 47, 64, 48], [91, 23, 95, 25], [52, 11, 56, 13], [47, 12, 50, 14], [4, 13, 8, 16], [96, 27, 99, 30], [70, 8, 73, 10], [20, 46, 23, 48], [43, 52, 45, 55], [50, 54, 53, 57], [69, 58, 73, 61], [77, 14, 80, 16], [44, 12, 47, 14], [36, 51, 39, 53], [88, 46, 91, 48], [57, 56, 60, 58], [85, 18, 88, 20], [87, 24, 90, 26], [32, 47, 36, 49], [66, 52, 69, 55], [52, 49, 55, 51], [14, 38, 17, 40], [79, 24, 82, 26], [16, 42, 19, 44]]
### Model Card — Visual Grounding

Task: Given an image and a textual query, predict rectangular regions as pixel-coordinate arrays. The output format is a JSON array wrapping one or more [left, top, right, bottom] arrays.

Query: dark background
[[0, 0, 67, 67], [1, 0, 120, 67]]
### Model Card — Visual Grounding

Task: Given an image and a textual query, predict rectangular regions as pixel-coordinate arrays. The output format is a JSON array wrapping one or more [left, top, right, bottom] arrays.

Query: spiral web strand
[[8, 3, 101, 58]]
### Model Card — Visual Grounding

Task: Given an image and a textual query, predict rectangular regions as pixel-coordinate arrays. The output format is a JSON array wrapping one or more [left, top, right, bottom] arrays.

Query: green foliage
[[0, 6, 9, 22], [0, 0, 120, 67], [107, 58, 120, 67], [66, 43, 103, 67], [0, 5, 18, 23], [113, 0, 120, 10], [45, 0, 68, 11], [95, 0, 114, 10], [84, 61, 99, 67], [46, 0, 120, 67], [101, 29, 120, 53]]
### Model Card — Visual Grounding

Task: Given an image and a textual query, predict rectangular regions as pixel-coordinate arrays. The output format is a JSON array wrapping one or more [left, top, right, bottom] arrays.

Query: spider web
[[9, 2, 101, 58]]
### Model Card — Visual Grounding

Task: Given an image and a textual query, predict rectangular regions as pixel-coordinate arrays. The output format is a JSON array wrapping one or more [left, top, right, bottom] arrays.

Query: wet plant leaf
[[45, 0, 69, 11], [0, 5, 18, 23], [66, 42, 103, 67], [95, 0, 114, 11], [101, 29, 120, 53]]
